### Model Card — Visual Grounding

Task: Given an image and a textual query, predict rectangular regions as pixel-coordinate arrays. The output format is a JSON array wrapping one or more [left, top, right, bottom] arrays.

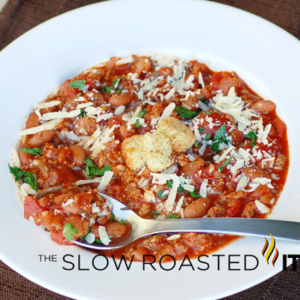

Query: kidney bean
[[184, 198, 211, 218]]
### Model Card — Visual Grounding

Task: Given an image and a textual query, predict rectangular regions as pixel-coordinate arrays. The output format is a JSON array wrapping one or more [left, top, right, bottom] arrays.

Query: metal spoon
[[76, 193, 300, 250], [36, 188, 300, 250]]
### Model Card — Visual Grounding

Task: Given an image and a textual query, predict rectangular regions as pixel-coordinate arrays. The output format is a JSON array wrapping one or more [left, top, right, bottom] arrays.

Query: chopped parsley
[[9, 165, 24, 181], [157, 190, 167, 200], [190, 189, 201, 198], [120, 219, 126, 225], [178, 186, 185, 192], [167, 181, 191, 192], [244, 131, 257, 147], [102, 86, 112, 94], [79, 109, 87, 118], [204, 132, 212, 141], [77, 93, 82, 97], [135, 119, 142, 129], [84, 156, 111, 179], [109, 214, 114, 220], [151, 211, 160, 216], [194, 141, 201, 148], [199, 97, 207, 103], [211, 141, 222, 152], [206, 111, 212, 115], [138, 109, 146, 118], [214, 123, 227, 140], [70, 80, 86, 91], [22, 172, 38, 191], [63, 223, 79, 242], [175, 106, 201, 120], [219, 158, 232, 172], [166, 180, 173, 188], [211, 123, 230, 153], [94, 239, 103, 244], [20, 147, 43, 155], [199, 126, 205, 133], [102, 77, 124, 95], [167, 213, 180, 219], [8, 164, 38, 191], [112, 77, 123, 90]]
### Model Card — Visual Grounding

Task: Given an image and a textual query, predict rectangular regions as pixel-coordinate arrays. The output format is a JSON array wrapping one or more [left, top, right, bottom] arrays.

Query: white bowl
[[1, 1, 300, 299]]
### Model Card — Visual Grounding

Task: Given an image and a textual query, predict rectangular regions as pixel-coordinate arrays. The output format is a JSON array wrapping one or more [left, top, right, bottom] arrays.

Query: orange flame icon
[[262, 233, 279, 266]]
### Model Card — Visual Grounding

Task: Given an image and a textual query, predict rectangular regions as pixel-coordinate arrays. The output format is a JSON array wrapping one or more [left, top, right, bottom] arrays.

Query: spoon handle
[[140, 218, 300, 241]]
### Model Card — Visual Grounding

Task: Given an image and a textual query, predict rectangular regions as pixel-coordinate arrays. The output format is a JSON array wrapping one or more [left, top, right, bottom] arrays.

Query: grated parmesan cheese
[[236, 176, 249, 191], [37, 100, 61, 109], [255, 200, 270, 214], [144, 190, 156, 203], [199, 143, 206, 156], [158, 103, 176, 124], [165, 87, 176, 100], [90, 125, 116, 158], [230, 159, 244, 175], [122, 107, 144, 130], [92, 202, 100, 213], [193, 119, 202, 141], [214, 146, 235, 163], [98, 171, 114, 192], [164, 177, 181, 212], [74, 96, 86, 102], [76, 102, 94, 109], [198, 72, 205, 88], [62, 198, 74, 208], [59, 130, 80, 142], [161, 165, 178, 174], [175, 196, 184, 213], [115, 57, 133, 65], [35, 109, 42, 119], [20, 183, 37, 197], [243, 182, 260, 193], [20, 118, 62, 136], [75, 178, 102, 185], [98, 226, 111, 245], [182, 184, 194, 192], [11, 148, 20, 167], [167, 234, 181, 241], [114, 105, 126, 115], [199, 179, 208, 197], [187, 154, 196, 161], [252, 177, 272, 185], [211, 87, 256, 131], [41, 109, 80, 121], [96, 113, 113, 122], [79, 126, 101, 149], [85, 233, 96, 244]]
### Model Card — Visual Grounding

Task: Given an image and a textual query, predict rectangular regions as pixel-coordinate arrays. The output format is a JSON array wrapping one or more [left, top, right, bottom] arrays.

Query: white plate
[[1, 0, 300, 299]]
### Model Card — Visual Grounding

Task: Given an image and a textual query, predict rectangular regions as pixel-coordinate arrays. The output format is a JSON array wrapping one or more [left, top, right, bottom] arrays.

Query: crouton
[[146, 153, 172, 173], [121, 132, 172, 172], [143, 132, 171, 157], [121, 135, 146, 171], [157, 117, 196, 152], [122, 118, 196, 172]]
